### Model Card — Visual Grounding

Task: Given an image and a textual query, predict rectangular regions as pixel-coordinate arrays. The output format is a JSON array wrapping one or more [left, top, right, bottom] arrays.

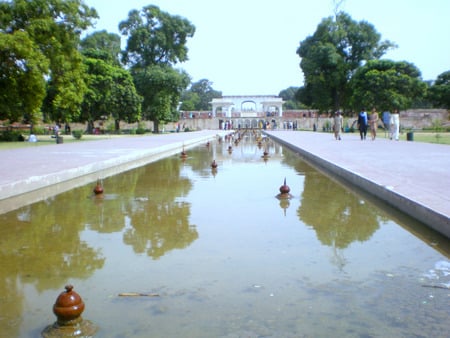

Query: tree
[[349, 60, 426, 111], [79, 30, 122, 65], [0, 30, 49, 123], [278, 86, 305, 109], [119, 5, 195, 68], [296, 12, 396, 112], [80, 57, 142, 133], [427, 71, 450, 109], [0, 0, 98, 123], [119, 5, 195, 132], [132, 65, 190, 132], [179, 91, 200, 111], [180, 79, 221, 111]]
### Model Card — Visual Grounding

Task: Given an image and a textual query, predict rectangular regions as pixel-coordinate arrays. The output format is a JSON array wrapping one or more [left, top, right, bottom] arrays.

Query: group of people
[[332, 108, 400, 141]]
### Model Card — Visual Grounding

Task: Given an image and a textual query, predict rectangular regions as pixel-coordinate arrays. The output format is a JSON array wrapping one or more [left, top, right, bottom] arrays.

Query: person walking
[[357, 108, 368, 140], [369, 108, 379, 140], [333, 111, 343, 140], [390, 109, 400, 141]]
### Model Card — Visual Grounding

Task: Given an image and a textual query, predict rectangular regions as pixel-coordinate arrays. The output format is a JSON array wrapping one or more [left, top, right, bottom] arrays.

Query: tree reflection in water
[[0, 132, 448, 338]]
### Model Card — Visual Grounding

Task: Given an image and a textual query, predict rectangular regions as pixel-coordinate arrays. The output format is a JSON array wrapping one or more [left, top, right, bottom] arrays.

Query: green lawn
[[0, 134, 140, 151], [1, 130, 449, 151], [376, 131, 450, 144]]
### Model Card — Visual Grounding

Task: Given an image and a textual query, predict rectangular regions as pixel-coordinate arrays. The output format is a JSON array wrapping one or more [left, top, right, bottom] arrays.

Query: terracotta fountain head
[[279, 178, 290, 194], [42, 284, 98, 337], [93, 180, 103, 195], [53, 285, 85, 325]]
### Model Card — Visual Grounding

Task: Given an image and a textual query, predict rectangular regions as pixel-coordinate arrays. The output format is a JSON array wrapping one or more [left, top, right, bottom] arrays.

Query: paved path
[[265, 130, 450, 238], [1, 129, 449, 238]]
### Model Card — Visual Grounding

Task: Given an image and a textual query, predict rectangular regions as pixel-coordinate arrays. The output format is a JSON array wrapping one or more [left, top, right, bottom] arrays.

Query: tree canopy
[[119, 5, 195, 132], [180, 79, 222, 111], [0, 0, 98, 123], [296, 12, 396, 112], [278, 87, 305, 109], [427, 71, 450, 109], [349, 60, 426, 111], [79, 30, 122, 65], [80, 57, 142, 132], [0, 30, 49, 123], [119, 5, 195, 68]]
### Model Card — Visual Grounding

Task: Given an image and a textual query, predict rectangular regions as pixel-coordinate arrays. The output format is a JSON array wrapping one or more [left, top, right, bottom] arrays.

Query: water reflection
[[0, 131, 449, 338]]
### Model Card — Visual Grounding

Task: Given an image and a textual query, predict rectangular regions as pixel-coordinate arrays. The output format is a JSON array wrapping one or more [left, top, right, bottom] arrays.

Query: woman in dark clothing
[[357, 109, 368, 140]]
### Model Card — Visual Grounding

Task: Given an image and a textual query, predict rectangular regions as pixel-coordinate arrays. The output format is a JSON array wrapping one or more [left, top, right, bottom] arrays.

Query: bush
[[32, 126, 46, 135], [136, 121, 146, 134], [0, 130, 24, 142], [72, 130, 83, 139]]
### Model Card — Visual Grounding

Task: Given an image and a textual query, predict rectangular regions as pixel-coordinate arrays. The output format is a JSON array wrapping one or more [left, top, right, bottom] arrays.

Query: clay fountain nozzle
[[53, 285, 85, 324], [93, 180, 103, 195], [42, 284, 98, 337], [279, 178, 290, 194]]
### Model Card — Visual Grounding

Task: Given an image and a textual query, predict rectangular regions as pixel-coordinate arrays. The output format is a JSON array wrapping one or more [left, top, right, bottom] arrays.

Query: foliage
[[72, 130, 83, 139], [119, 5, 195, 132], [427, 71, 450, 109], [296, 12, 396, 111], [0, 0, 98, 124], [79, 30, 122, 65], [119, 5, 195, 68], [32, 125, 46, 135], [132, 65, 190, 132], [79, 56, 142, 132], [179, 91, 200, 111], [180, 79, 221, 111], [349, 60, 426, 111], [136, 121, 146, 134], [278, 87, 305, 109], [0, 30, 49, 123], [0, 130, 25, 142]]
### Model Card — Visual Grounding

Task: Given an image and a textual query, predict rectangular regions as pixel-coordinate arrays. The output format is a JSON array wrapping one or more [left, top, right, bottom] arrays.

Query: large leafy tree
[[427, 71, 450, 109], [132, 65, 189, 131], [80, 31, 141, 132], [296, 12, 395, 112], [0, 0, 98, 123], [119, 5, 195, 132], [179, 91, 200, 111], [0, 30, 49, 123], [80, 57, 142, 133], [79, 30, 122, 65], [180, 79, 221, 111], [349, 60, 426, 111], [278, 86, 305, 109]]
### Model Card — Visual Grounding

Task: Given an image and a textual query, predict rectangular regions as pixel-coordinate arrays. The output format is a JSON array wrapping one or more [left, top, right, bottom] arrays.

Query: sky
[[84, 0, 450, 96]]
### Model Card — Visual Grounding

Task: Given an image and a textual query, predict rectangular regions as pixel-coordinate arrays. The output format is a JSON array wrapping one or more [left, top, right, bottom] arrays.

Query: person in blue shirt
[[357, 109, 368, 140]]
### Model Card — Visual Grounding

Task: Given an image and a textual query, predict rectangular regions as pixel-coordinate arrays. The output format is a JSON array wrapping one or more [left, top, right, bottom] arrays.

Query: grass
[[376, 130, 450, 144], [1, 130, 449, 151], [0, 133, 142, 151]]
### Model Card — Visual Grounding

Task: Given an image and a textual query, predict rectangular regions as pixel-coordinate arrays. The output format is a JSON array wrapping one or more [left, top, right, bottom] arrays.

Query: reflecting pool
[[1, 132, 449, 338]]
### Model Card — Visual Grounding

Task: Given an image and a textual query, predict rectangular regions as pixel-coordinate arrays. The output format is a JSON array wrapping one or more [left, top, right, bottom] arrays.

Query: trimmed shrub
[[72, 130, 83, 139], [0, 130, 24, 142]]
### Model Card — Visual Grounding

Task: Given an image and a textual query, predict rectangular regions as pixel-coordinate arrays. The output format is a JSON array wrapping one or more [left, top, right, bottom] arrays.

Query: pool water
[[0, 132, 449, 337]]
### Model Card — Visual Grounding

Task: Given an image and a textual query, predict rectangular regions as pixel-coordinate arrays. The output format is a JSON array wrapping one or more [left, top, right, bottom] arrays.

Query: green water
[[0, 132, 449, 337]]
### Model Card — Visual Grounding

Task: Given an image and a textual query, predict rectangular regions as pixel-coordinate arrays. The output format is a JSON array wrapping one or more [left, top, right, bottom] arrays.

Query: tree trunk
[[87, 120, 94, 134], [115, 119, 120, 132], [153, 120, 159, 133]]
